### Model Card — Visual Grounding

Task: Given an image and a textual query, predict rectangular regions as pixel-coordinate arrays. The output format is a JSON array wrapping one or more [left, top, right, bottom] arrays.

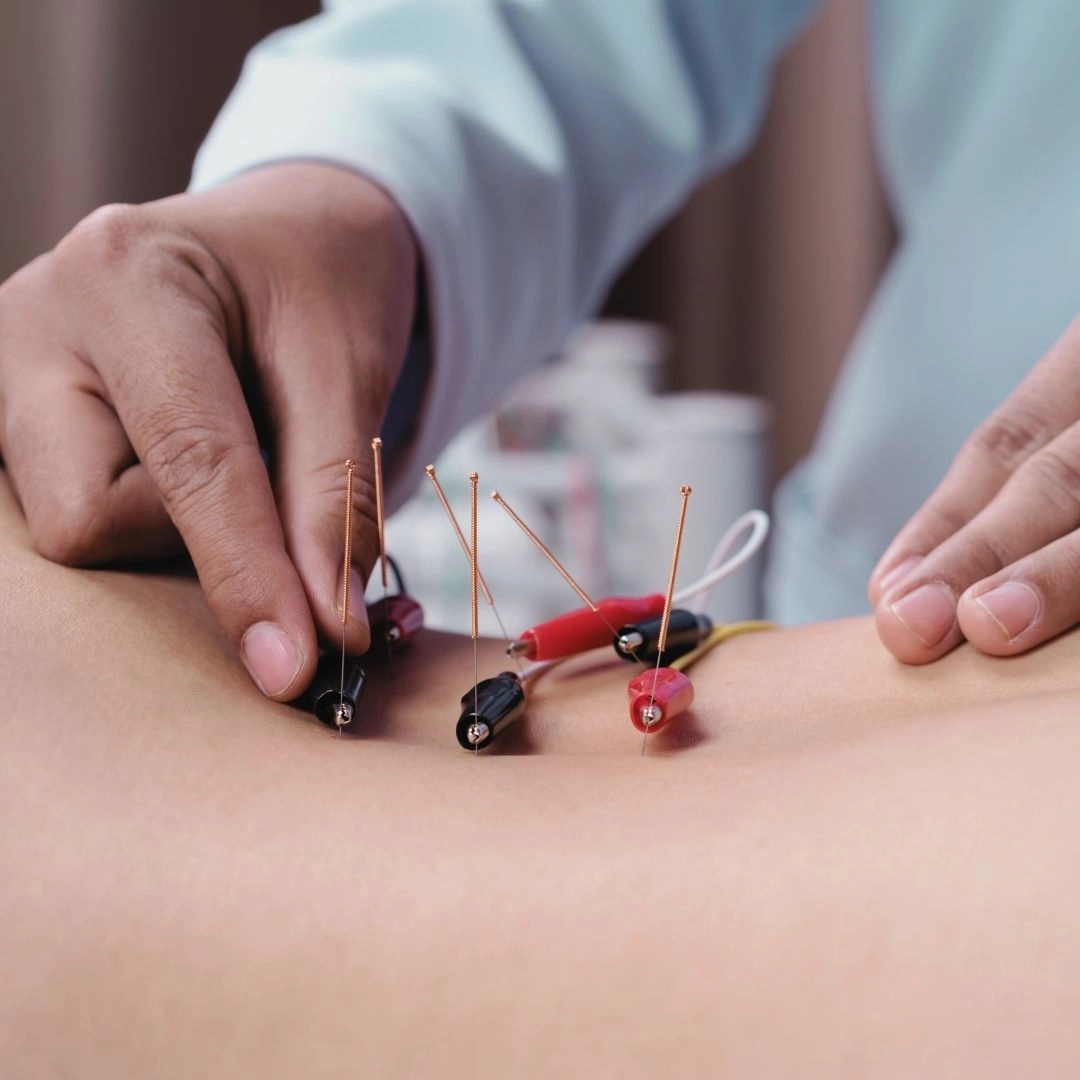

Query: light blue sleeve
[[191, 0, 819, 505]]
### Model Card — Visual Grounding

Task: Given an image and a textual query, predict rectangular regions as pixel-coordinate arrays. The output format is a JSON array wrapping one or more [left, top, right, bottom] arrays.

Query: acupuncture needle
[[644, 484, 692, 756], [371, 436, 393, 675], [424, 465, 522, 673], [338, 458, 358, 738], [490, 489, 638, 657], [469, 472, 480, 756]]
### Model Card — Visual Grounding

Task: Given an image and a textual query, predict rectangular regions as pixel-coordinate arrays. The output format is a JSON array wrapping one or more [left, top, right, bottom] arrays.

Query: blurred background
[[0, 0, 895, 628]]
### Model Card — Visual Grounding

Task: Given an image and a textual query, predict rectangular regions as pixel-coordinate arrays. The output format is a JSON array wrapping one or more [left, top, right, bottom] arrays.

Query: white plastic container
[[605, 392, 771, 621]]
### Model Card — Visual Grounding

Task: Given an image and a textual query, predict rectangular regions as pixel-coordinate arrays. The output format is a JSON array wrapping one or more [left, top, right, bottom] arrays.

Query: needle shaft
[[644, 484, 692, 756]]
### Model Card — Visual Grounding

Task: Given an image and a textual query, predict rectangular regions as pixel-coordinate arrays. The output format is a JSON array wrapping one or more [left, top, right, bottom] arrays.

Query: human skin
[[0, 163, 417, 701], [870, 315, 1080, 664], [2, 470, 1080, 1077], [4, 156, 1080, 692]]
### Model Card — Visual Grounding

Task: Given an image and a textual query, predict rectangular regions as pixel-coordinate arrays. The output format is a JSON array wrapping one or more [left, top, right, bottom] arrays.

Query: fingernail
[[241, 621, 301, 697], [889, 582, 957, 648], [336, 568, 368, 621], [974, 581, 1041, 641], [879, 555, 923, 593]]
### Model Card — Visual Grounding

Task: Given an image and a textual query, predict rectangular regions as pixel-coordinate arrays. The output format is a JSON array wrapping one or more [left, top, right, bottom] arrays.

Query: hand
[[0, 163, 417, 699], [869, 316, 1080, 663]]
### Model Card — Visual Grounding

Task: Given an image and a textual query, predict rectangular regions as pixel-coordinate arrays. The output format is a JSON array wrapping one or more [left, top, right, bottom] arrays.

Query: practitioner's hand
[[869, 315, 1080, 663], [0, 164, 417, 699]]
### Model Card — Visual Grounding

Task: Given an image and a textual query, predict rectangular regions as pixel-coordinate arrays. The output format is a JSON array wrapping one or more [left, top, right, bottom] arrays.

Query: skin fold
[[2, 468, 1080, 1078]]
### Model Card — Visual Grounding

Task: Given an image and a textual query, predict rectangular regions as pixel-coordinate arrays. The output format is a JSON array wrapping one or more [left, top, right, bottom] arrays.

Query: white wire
[[520, 659, 558, 683], [672, 509, 771, 613]]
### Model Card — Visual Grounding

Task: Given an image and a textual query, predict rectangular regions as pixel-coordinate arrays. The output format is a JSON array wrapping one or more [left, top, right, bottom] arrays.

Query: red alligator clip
[[367, 594, 425, 646], [509, 594, 666, 660], [626, 667, 694, 734]]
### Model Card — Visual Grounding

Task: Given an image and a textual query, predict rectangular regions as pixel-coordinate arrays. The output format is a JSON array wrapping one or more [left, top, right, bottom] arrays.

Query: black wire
[[386, 553, 407, 596]]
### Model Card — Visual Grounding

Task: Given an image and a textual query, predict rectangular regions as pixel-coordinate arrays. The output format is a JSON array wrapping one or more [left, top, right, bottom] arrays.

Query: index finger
[[83, 267, 317, 701]]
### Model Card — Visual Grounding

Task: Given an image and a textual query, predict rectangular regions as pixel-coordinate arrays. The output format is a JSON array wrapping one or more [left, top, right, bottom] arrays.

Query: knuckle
[[1015, 446, 1080, 516], [201, 551, 274, 626], [304, 460, 380, 571], [141, 416, 247, 518], [57, 203, 152, 271], [140, 422, 273, 627], [31, 486, 108, 566], [918, 500, 970, 543], [1044, 542, 1080, 594], [954, 529, 1011, 578], [3, 401, 110, 566], [967, 405, 1054, 474]]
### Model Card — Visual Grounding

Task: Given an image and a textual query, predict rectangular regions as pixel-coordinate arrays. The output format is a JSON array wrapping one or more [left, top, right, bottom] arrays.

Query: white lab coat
[[191, 0, 1080, 623]]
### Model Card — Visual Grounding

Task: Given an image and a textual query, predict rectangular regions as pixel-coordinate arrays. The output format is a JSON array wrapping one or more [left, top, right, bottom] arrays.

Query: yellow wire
[[669, 620, 776, 672]]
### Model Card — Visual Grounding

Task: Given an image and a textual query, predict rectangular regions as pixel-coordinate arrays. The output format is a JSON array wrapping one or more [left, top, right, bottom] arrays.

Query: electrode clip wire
[[674, 509, 770, 611], [667, 620, 776, 672], [452, 501, 773, 752]]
